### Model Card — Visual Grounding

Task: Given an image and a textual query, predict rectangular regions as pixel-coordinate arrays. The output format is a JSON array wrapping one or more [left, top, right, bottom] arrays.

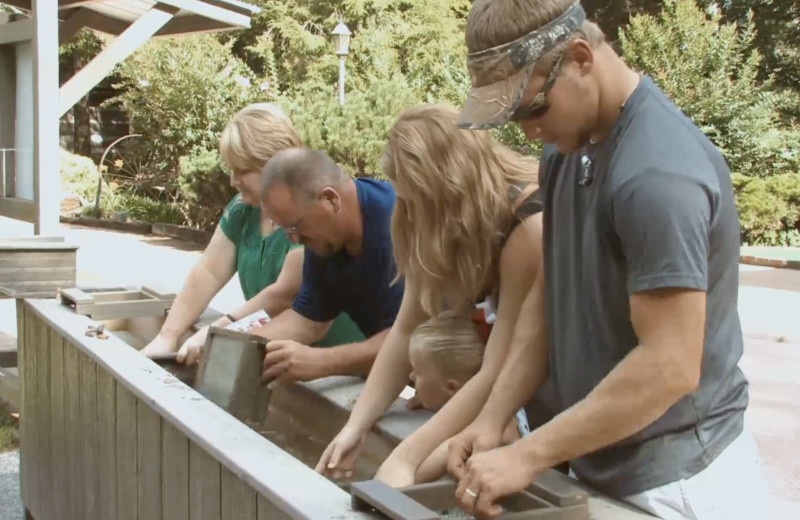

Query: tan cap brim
[[458, 64, 530, 130]]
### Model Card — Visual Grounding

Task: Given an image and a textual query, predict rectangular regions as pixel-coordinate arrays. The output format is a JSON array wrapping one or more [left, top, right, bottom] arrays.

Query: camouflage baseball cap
[[458, 1, 586, 130]]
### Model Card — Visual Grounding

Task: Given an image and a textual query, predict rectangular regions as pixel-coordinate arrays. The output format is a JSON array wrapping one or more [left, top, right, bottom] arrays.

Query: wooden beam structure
[[32, 0, 61, 235], [157, 0, 250, 27], [57, 0, 102, 8], [156, 14, 231, 36], [1, 0, 259, 236], [58, 7, 120, 45], [0, 19, 32, 45], [59, 5, 177, 117], [0, 197, 35, 223]]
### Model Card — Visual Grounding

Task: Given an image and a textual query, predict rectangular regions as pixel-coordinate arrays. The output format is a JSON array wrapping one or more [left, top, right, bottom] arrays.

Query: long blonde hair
[[411, 311, 485, 383], [383, 103, 539, 315]]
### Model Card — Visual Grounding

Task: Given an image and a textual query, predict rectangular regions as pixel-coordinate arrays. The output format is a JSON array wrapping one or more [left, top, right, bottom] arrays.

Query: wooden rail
[[18, 298, 378, 520]]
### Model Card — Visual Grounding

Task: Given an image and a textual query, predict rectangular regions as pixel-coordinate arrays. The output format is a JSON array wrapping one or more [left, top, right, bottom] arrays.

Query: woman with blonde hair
[[316, 103, 544, 485], [142, 103, 363, 363]]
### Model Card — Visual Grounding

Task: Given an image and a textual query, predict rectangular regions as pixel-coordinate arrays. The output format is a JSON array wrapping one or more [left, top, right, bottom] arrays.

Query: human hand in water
[[176, 326, 210, 365], [455, 442, 541, 518], [315, 424, 366, 479], [141, 333, 178, 359], [262, 339, 328, 384]]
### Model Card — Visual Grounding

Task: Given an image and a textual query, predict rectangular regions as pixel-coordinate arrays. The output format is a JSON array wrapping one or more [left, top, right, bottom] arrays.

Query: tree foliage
[[70, 0, 800, 242], [621, 0, 800, 243], [620, 0, 800, 178], [226, 0, 471, 105], [108, 35, 271, 177], [282, 76, 419, 177]]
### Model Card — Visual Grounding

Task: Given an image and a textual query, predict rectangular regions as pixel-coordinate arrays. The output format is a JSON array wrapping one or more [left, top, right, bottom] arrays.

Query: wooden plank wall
[[0, 249, 76, 297], [18, 305, 294, 520]]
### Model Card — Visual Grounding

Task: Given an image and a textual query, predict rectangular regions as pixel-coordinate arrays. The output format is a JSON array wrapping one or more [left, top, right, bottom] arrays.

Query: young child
[[408, 311, 529, 483]]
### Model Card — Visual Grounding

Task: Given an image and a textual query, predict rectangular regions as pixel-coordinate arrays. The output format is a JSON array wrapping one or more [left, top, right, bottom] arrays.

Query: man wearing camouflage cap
[[447, 1, 769, 518]]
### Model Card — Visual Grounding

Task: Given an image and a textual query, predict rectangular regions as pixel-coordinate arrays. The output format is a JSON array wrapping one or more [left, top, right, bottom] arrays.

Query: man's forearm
[[319, 329, 389, 377], [519, 343, 694, 469], [251, 310, 329, 346]]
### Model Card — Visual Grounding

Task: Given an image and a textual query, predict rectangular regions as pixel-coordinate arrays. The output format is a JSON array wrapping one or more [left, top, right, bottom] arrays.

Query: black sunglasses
[[510, 51, 567, 122]]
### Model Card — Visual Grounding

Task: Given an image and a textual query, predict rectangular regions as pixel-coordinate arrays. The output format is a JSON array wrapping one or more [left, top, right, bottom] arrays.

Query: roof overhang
[[4, 0, 261, 37]]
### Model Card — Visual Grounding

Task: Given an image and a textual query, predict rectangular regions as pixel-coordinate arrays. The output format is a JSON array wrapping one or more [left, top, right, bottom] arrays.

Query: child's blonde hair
[[410, 310, 485, 383]]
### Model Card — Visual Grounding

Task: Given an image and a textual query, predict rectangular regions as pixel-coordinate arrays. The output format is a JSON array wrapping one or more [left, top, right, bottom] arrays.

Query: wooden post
[[32, 0, 60, 235], [58, 5, 177, 117], [15, 41, 33, 201], [0, 44, 17, 198]]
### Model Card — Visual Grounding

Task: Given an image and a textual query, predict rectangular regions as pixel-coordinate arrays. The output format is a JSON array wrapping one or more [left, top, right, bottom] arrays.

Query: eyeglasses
[[275, 217, 303, 237], [510, 51, 567, 122], [272, 193, 321, 236]]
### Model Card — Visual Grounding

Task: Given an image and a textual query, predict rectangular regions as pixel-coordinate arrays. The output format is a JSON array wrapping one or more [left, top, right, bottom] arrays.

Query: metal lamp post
[[331, 22, 352, 106]]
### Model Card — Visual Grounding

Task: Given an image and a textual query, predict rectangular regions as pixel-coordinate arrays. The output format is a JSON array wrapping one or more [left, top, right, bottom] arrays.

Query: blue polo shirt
[[292, 178, 404, 338]]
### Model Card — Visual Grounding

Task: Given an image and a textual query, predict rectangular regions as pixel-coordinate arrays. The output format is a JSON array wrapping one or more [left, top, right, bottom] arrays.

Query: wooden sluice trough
[[16, 294, 655, 520]]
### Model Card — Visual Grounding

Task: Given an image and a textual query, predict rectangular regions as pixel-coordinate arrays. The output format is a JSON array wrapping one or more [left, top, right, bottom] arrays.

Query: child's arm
[[502, 417, 522, 444], [414, 418, 521, 484], [414, 439, 450, 484]]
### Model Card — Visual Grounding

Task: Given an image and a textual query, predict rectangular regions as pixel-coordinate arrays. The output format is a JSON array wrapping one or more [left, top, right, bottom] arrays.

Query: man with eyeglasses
[[445, 1, 769, 519], [251, 147, 404, 384]]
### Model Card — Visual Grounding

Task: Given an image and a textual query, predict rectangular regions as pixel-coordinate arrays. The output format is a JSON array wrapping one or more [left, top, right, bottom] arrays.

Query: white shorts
[[620, 425, 770, 520]]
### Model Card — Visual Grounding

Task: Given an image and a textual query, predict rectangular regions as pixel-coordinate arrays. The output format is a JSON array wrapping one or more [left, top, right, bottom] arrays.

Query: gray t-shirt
[[538, 76, 748, 497]]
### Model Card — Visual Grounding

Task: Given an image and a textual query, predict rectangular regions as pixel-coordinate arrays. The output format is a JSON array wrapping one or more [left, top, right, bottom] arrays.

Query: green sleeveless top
[[219, 195, 365, 346]]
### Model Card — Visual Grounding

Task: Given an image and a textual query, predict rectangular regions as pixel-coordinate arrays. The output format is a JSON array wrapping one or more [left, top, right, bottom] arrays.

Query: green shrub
[[491, 125, 543, 156], [283, 77, 419, 177], [85, 188, 185, 225], [732, 173, 800, 245], [620, 0, 800, 178], [60, 150, 102, 202], [108, 35, 269, 180], [0, 410, 18, 452], [178, 147, 236, 230]]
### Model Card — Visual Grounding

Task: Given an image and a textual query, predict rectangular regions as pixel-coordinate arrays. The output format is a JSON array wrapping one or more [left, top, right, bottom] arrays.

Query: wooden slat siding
[[257, 496, 294, 520], [80, 350, 100, 520], [221, 467, 257, 520], [0, 257, 74, 269], [0, 251, 76, 266], [48, 327, 69, 518], [137, 400, 163, 520], [25, 300, 377, 520], [16, 301, 31, 509], [72, 299, 174, 321], [162, 422, 190, 520], [117, 385, 138, 520], [97, 367, 118, 520], [63, 332, 84, 519], [35, 312, 53, 520], [25, 308, 41, 518], [189, 441, 221, 520], [0, 266, 77, 281], [0, 279, 76, 290]]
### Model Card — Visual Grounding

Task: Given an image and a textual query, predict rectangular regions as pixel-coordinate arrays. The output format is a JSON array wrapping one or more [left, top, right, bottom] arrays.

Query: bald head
[[261, 148, 349, 203]]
